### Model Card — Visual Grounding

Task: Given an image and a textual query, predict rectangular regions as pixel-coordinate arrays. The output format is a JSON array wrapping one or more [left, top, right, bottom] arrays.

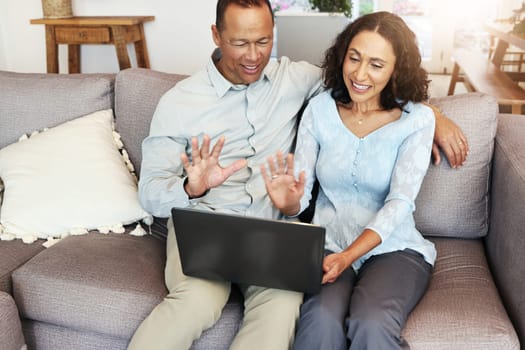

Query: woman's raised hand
[[260, 151, 305, 216]]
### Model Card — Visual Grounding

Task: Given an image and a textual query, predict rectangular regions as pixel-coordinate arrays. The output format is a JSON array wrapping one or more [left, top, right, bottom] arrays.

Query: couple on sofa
[[129, 1, 468, 349]]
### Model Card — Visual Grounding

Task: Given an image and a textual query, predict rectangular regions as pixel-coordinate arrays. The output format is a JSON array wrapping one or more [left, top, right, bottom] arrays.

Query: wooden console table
[[30, 16, 154, 73]]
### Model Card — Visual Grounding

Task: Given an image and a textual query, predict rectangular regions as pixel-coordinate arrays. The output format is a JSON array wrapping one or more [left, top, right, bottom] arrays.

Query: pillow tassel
[[18, 134, 28, 142], [21, 234, 38, 244], [97, 226, 112, 234], [0, 232, 16, 241], [43, 237, 61, 248], [129, 223, 147, 237], [70, 227, 88, 236], [111, 224, 125, 234], [142, 215, 153, 226]]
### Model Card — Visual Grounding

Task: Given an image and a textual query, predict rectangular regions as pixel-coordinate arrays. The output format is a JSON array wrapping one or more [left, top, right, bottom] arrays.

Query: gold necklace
[[338, 101, 380, 125]]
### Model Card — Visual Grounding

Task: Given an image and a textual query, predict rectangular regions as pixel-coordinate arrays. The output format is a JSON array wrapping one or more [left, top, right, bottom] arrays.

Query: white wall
[[0, 0, 217, 75], [2, 0, 523, 75], [0, 11, 7, 68]]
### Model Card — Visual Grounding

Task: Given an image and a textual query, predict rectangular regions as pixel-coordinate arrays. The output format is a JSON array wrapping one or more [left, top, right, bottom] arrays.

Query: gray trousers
[[292, 249, 432, 350]]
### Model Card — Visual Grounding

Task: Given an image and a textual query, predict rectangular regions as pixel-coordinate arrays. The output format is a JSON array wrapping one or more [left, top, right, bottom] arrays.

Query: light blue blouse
[[295, 91, 437, 270]]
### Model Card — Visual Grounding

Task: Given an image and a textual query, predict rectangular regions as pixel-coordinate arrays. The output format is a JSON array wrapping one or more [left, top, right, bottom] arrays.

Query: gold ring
[[272, 175, 279, 179], [458, 141, 463, 145]]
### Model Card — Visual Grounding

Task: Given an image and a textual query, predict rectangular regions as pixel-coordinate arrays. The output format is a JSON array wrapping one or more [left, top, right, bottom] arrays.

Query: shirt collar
[[207, 48, 271, 98]]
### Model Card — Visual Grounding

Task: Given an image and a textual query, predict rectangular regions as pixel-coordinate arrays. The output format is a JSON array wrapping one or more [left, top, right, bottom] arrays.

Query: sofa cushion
[[0, 291, 25, 350], [12, 233, 167, 339], [0, 239, 45, 294], [402, 237, 519, 350], [0, 71, 114, 149], [414, 93, 498, 238], [21, 288, 243, 350], [13, 231, 244, 348], [0, 110, 151, 241], [114, 68, 188, 176], [23, 320, 127, 350]]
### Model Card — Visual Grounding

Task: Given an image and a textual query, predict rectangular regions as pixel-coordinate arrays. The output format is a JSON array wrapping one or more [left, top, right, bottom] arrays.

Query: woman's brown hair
[[322, 11, 429, 110]]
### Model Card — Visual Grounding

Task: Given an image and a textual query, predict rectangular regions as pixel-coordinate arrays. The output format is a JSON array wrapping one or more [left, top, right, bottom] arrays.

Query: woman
[[261, 11, 436, 350]]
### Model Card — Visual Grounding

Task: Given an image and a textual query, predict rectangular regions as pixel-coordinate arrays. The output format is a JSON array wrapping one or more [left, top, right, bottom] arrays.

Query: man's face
[[212, 4, 274, 85]]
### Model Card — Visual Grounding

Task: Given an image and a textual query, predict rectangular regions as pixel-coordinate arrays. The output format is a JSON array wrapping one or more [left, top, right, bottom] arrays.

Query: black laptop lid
[[171, 207, 325, 294]]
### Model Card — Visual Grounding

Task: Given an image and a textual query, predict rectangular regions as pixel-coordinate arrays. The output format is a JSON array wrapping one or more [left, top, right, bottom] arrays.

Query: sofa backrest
[[114, 68, 188, 176], [0, 71, 114, 149], [0, 69, 498, 240], [415, 93, 498, 239]]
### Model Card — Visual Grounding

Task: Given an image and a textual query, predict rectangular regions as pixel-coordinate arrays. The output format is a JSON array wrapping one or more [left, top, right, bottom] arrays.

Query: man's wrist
[[281, 203, 301, 217], [183, 178, 209, 199]]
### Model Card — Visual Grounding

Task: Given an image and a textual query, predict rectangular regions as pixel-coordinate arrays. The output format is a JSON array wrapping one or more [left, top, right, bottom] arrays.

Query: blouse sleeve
[[366, 105, 435, 242], [293, 103, 320, 215]]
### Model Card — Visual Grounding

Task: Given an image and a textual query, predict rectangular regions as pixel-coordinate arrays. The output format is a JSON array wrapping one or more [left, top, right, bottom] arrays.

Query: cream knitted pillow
[[0, 109, 151, 243]]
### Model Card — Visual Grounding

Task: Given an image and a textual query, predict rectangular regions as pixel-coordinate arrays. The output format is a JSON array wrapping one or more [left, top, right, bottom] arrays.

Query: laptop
[[171, 207, 326, 294]]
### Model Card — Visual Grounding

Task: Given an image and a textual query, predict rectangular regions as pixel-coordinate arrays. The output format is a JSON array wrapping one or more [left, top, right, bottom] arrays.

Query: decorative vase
[[41, 0, 73, 19]]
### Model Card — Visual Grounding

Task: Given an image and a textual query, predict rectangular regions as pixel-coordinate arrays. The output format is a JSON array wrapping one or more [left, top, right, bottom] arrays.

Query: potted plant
[[310, 0, 352, 17]]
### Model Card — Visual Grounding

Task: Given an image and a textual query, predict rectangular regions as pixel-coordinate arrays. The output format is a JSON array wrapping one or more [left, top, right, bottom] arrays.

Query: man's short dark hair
[[216, 0, 274, 31]]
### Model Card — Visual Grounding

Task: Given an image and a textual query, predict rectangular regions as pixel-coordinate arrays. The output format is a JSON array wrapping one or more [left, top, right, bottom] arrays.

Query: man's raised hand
[[181, 134, 246, 198]]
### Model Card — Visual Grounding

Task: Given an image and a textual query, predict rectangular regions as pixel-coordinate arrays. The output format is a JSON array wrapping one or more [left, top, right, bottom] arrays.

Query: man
[[129, 1, 468, 349]]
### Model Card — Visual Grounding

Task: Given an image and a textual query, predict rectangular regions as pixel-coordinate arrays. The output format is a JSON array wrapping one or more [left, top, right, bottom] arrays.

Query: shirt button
[[353, 161, 357, 165], [352, 172, 356, 176]]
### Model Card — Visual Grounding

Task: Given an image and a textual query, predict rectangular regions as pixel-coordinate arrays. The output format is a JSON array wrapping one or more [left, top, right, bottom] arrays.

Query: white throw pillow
[[0, 109, 152, 242]]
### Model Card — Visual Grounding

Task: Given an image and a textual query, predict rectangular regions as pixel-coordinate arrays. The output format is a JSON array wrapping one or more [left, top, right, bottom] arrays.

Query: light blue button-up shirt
[[138, 53, 322, 219], [294, 91, 437, 269]]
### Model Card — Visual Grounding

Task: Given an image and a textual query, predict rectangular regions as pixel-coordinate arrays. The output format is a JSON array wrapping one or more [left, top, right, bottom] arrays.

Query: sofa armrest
[[0, 291, 25, 350], [486, 114, 525, 345]]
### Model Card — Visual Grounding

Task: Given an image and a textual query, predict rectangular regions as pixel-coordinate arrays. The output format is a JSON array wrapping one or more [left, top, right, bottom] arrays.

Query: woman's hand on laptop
[[260, 151, 304, 216], [181, 134, 247, 198], [322, 252, 351, 284]]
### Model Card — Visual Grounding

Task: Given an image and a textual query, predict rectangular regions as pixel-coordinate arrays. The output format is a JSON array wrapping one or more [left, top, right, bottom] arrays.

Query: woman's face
[[342, 30, 396, 107]]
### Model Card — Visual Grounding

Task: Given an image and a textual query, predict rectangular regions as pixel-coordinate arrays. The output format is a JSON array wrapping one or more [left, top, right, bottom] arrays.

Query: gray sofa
[[0, 68, 523, 350]]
